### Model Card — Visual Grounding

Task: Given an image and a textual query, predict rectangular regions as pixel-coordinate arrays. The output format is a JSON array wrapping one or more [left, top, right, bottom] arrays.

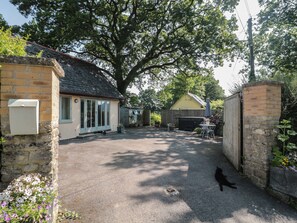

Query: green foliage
[[125, 92, 141, 108], [204, 75, 225, 100], [157, 73, 225, 109], [0, 137, 5, 144], [0, 28, 27, 56], [210, 100, 224, 110], [194, 127, 202, 134], [12, 0, 240, 95], [139, 89, 161, 112], [158, 73, 225, 109], [171, 74, 206, 100], [271, 147, 289, 167], [272, 72, 297, 145], [272, 119, 297, 167], [57, 209, 81, 222], [157, 88, 173, 110], [0, 14, 9, 30], [0, 173, 56, 222], [151, 112, 161, 126], [250, 1, 297, 145], [209, 108, 224, 136], [256, 0, 297, 73]]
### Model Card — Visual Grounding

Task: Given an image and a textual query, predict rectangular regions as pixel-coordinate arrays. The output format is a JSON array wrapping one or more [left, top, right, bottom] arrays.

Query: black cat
[[215, 167, 237, 191]]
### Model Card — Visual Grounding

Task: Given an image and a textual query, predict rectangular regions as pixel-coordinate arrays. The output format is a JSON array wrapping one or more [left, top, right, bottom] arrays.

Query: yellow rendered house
[[170, 92, 205, 110]]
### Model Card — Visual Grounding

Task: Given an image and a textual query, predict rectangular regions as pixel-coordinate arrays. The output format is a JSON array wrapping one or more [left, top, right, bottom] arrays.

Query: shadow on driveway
[[59, 128, 297, 223]]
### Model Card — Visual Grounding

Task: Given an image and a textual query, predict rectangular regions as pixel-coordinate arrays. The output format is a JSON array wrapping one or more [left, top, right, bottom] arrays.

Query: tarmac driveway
[[59, 128, 297, 223]]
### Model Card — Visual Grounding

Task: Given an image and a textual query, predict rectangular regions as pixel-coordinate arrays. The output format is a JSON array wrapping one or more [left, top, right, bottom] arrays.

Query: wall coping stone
[[243, 80, 283, 89], [0, 56, 64, 78]]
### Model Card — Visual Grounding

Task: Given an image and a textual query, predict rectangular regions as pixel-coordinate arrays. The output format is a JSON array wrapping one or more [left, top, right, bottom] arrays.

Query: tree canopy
[[139, 88, 161, 111], [12, 0, 240, 95], [0, 14, 9, 30], [256, 0, 297, 75], [255, 0, 297, 143], [157, 73, 224, 109]]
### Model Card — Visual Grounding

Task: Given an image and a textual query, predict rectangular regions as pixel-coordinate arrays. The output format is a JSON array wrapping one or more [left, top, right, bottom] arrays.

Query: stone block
[[23, 164, 39, 172], [270, 167, 297, 199], [2, 151, 29, 165], [29, 150, 52, 163], [1, 173, 19, 183], [39, 163, 52, 174]]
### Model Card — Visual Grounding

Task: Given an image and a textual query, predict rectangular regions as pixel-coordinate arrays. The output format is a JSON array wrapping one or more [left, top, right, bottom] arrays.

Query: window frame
[[60, 96, 72, 123]]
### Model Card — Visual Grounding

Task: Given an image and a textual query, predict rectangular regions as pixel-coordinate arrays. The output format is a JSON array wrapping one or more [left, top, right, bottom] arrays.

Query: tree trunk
[[117, 79, 130, 106]]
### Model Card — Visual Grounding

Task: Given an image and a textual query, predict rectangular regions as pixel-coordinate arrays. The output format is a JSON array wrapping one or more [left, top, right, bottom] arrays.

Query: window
[[107, 101, 110, 125], [60, 96, 72, 122]]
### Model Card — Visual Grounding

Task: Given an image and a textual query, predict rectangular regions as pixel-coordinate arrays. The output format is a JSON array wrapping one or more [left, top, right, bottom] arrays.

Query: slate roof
[[26, 42, 123, 100]]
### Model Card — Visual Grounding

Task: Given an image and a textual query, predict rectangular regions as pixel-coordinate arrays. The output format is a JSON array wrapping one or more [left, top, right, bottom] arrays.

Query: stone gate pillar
[[0, 56, 64, 220], [242, 81, 282, 188]]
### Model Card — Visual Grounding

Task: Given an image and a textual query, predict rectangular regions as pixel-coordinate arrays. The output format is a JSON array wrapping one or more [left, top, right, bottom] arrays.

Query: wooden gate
[[223, 93, 242, 171]]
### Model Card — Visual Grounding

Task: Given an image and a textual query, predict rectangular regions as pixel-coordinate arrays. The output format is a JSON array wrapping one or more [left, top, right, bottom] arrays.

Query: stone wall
[[0, 56, 64, 220], [242, 81, 282, 188]]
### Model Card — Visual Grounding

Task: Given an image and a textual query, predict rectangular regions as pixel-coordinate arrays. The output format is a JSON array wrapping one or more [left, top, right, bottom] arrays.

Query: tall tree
[[256, 0, 297, 75], [157, 73, 206, 109], [0, 14, 9, 29], [204, 75, 225, 100], [256, 0, 297, 143], [139, 88, 161, 111], [12, 0, 239, 95]]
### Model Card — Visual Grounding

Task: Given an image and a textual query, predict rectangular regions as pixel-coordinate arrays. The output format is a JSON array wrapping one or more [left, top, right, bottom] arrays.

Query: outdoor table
[[199, 123, 216, 138]]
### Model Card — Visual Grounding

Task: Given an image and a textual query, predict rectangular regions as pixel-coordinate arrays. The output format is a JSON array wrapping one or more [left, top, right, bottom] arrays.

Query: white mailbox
[[8, 99, 39, 135]]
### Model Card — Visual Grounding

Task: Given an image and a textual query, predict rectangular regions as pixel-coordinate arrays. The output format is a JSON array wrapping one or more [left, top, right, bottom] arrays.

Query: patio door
[[80, 99, 110, 134], [80, 99, 97, 133]]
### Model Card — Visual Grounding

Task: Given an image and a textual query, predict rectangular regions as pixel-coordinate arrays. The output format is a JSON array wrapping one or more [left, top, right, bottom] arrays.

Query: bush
[[210, 108, 224, 136], [0, 173, 56, 222], [151, 112, 161, 126], [0, 28, 27, 56], [271, 119, 297, 168], [210, 99, 224, 110], [194, 127, 202, 134]]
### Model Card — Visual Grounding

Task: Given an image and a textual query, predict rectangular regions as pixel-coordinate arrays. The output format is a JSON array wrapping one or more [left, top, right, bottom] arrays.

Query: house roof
[[187, 92, 206, 106], [26, 42, 123, 100]]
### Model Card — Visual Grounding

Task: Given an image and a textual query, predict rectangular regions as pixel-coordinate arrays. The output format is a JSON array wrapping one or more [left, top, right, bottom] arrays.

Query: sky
[[0, 0, 260, 96]]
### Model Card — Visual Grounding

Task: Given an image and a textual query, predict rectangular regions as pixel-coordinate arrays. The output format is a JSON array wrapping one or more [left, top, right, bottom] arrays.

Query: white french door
[[80, 99, 110, 134]]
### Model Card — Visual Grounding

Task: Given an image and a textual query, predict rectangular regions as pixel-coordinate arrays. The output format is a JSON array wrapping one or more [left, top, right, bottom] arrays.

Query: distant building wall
[[170, 94, 204, 110], [59, 97, 119, 140], [59, 95, 80, 140], [120, 107, 143, 127], [110, 100, 120, 131]]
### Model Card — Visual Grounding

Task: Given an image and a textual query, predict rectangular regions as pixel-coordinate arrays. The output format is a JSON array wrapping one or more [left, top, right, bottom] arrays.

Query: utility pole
[[247, 18, 255, 82]]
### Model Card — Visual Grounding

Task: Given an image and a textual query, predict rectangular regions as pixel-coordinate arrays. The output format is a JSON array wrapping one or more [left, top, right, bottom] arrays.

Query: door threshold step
[[77, 133, 97, 138]]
